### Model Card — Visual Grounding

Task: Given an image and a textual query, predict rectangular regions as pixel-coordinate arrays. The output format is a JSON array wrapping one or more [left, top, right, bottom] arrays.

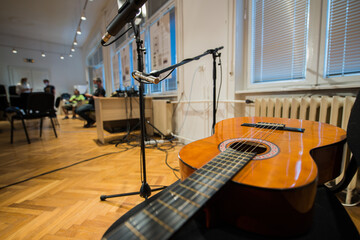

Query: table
[[94, 97, 153, 144]]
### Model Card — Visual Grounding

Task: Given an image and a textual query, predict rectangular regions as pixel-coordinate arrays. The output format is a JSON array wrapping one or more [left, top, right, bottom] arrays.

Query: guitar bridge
[[241, 122, 305, 133]]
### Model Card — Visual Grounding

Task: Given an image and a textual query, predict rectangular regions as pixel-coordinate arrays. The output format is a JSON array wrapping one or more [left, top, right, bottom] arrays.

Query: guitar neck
[[104, 148, 256, 240]]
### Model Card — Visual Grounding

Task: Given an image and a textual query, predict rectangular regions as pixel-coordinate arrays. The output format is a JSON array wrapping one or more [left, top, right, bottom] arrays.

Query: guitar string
[[122, 123, 274, 236], [126, 122, 280, 235], [125, 123, 281, 237]]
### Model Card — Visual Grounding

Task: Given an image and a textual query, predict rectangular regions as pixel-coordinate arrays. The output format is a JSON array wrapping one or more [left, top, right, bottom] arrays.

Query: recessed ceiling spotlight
[[69, 54, 73, 58], [71, 47, 75, 52], [77, 26, 82, 35], [74, 40, 78, 46], [12, 48, 17, 54], [60, 55, 64, 60], [81, 11, 86, 21], [41, 52, 46, 57]]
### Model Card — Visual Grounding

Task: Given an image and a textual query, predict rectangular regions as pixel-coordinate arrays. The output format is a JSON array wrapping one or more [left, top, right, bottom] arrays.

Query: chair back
[[0, 85, 9, 110], [26, 92, 55, 115], [347, 91, 360, 165], [8, 86, 17, 95]]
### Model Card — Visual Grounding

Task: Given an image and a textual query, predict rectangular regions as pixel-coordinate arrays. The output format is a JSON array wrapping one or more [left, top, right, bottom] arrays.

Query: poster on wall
[[150, 12, 171, 79], [112, 52, 120, 90], [121, 45, 131, 87]]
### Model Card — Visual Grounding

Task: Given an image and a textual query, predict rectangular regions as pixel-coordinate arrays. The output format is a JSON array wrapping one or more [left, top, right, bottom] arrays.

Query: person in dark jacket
[[76, 78, 106, 128]]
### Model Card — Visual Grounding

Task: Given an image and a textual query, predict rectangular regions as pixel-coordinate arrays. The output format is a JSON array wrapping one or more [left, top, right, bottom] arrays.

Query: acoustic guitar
[[104, 117, 346, 239]]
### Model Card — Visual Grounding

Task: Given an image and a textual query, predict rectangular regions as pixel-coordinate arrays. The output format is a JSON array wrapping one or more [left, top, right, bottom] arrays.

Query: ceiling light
[[81, 11, 86, 21], [12, 48, 17, 54], [41, 52, 46, 57], [60, 55, 64, 60], [77, 26, 82, 35], [74, 39, 78, 46], [69, 54, 73, 58], [71, 47, 75, 52]]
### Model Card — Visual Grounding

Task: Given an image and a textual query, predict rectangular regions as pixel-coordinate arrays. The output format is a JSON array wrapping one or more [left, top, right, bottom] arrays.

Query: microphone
[[132, 71, 160, 84], [101, 0, 147, 44]]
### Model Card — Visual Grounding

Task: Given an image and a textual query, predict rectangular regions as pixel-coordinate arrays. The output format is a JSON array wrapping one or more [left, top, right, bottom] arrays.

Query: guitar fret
[[205, 162, 237, 173], [179, 183, 210, 199], [143, 209, 174, 233], [105, 148, 259, 240], [200, 167, 231, 178], [194, 172, 225, 184], [187, 176, 219, 191], [215, 157, 248, 165], [158, 199, 189, 219], [169, 190, 201, 208], [124, 222, 147, 240]]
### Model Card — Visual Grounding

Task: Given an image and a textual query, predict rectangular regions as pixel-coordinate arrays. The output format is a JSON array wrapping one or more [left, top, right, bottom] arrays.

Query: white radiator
[[255, 96, 357, 204], [152, 100, 173, 136]]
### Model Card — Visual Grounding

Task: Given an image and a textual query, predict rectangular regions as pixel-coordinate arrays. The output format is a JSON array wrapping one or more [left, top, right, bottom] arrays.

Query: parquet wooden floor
[[0, 117, 181, 239], [0, 117, 359, 239]]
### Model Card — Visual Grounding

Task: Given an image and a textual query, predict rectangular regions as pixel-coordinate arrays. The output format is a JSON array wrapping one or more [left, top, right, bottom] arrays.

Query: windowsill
[[146, 93, 178, 99], [236, 83, 360, 95]]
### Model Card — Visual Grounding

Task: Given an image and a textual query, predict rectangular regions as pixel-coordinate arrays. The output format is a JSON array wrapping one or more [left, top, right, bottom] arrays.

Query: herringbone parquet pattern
[[0, 118, 181, 239], [1, 117, 359, 239]]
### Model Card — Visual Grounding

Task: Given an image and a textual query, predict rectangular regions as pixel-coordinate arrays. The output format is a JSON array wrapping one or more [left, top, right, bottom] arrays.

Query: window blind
[[251, 0, 309, 83], [325, 0, 360, 77]]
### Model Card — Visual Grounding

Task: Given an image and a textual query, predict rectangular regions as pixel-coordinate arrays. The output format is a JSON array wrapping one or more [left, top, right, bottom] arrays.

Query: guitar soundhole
[[219, 138, 279, 160], [229, 141, 268, 155]]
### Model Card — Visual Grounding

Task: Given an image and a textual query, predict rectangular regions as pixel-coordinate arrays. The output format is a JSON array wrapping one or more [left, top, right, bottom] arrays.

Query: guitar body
[[179, 117, 346, 236]]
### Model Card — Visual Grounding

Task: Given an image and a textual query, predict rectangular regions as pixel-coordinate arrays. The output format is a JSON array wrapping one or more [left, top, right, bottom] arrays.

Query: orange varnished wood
[[179, 117, 346, 189], [178, 117, 347, 236]]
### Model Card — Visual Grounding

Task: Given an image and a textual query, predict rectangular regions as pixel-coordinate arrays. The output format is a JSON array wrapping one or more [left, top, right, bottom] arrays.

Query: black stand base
[[100, 183, 166, 201]]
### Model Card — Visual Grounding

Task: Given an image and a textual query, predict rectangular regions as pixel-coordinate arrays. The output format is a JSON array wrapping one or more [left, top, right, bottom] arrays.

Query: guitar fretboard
[[104, 148, 256, 240]]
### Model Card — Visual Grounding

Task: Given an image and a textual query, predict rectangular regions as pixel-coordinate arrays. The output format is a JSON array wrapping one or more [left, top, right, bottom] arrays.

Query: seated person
[[43, 79, 55, 95], [75, 78, 106, 128], [62, 89, 85, 119], [16, 77, 32, 95]]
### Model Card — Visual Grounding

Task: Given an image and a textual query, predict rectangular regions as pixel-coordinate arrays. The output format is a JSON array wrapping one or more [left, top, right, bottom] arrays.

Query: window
[[251, 0, 310, 83], [147, 7, 177, 94], [325, 0, 360, 78], [87, 45, 105, 92], [241, 0, 360, 91], [111, 1, 177, 95]]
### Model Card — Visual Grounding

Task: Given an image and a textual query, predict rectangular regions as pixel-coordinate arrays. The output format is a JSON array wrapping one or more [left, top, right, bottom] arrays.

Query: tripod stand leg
[[100, 183, 166, 201]]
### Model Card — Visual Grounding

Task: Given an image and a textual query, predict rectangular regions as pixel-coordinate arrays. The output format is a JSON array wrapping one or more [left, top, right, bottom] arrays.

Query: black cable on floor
[[0, 149, 129, 190]]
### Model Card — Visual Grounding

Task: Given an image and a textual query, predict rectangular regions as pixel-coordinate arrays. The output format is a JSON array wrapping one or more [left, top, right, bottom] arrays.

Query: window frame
[[240, 0, 360, 92]]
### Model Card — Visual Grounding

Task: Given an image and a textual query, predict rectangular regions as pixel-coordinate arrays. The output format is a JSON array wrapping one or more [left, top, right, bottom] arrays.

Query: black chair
[[0, 85, 9, 118], [10, 92, 58, 144], [8, 85, 30, 110], [103, 92, 360, 240]]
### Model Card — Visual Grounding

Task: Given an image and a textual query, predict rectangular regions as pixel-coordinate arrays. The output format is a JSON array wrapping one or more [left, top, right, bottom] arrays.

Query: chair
[[10, 92, 57, 144], [0, 85, 9, 118], [103, 92, 360, 239]]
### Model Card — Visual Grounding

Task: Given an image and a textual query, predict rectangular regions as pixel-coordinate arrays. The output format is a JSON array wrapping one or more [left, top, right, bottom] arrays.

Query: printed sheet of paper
[[150, 12, 171, 79], [112, 52, 120, 90], [121, 45, 131, 87]]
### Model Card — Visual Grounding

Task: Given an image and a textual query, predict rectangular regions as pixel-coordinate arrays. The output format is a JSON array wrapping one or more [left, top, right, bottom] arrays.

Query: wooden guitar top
[[179, 117, 347, 190]]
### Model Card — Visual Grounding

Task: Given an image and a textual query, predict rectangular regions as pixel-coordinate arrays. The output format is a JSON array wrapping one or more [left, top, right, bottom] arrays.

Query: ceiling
[[0, 0, 111, 48]]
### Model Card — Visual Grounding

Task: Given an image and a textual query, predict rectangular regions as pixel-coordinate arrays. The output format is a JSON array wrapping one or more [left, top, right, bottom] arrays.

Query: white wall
[[174, 0, 236, 142], [80, 0, 238, 142], [0, 34, 86, 97]]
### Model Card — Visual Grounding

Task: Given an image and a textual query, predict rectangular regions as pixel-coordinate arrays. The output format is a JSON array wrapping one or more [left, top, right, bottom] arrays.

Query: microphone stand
[[100, 20, 166, 201], [149, 46, 223, 134]]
